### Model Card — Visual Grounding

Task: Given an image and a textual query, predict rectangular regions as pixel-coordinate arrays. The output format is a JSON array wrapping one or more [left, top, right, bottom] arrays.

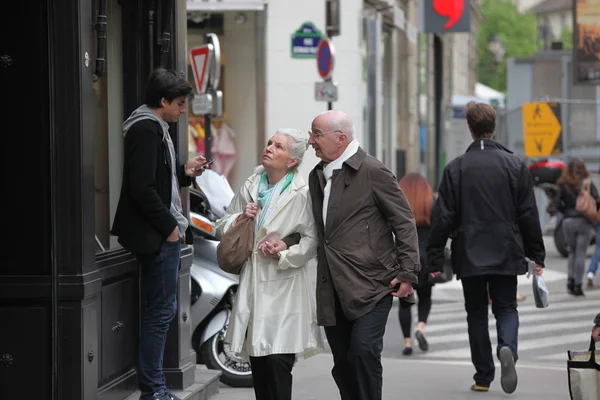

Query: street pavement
[[211, 236, 599, 399]]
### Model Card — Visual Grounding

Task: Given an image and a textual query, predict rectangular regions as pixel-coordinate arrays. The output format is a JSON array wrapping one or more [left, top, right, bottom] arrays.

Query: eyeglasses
[[308, 129, 341, 138]]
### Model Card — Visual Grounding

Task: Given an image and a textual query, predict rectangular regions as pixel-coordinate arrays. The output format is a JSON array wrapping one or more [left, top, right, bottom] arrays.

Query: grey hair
[[275, 128, 309, 168]]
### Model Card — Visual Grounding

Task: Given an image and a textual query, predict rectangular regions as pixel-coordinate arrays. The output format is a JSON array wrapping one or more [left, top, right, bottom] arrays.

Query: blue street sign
[[290, 22, 323, 59]]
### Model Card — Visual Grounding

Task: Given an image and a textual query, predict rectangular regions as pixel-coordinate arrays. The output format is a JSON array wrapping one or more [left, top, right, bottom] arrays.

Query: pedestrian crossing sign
[[522, 102, 563, 158]]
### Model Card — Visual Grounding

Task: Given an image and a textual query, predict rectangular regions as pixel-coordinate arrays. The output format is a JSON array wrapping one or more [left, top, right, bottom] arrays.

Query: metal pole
[[204, 34, 213, 161], [204, 110, 212, 161]]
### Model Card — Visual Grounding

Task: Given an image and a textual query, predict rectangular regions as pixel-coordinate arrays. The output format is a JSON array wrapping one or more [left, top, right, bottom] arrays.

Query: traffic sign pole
[[316, 37, 336, 110]]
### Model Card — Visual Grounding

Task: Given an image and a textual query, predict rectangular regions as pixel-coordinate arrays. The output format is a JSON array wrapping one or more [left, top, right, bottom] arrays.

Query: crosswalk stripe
[[423, 308, 595, 334], [422, 299, 600, 324], [408, 291, 600, 314], [422, 319, 592, 346], [428, 329, 592, 359]]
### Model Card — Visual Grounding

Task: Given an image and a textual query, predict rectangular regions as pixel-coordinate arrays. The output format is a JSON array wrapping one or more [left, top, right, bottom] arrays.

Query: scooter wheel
[[200, 331, 254, 388]]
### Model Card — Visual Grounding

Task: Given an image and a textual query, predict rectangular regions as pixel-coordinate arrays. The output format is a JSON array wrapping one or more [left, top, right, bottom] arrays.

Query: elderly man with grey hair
[[307, 110, 421, 400]]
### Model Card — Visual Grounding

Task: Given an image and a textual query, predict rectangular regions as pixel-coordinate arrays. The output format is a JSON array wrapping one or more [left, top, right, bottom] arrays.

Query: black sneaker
[[166, 391, 182, 400], [499, 347, 518, 394], [415, 330, 429, 351]]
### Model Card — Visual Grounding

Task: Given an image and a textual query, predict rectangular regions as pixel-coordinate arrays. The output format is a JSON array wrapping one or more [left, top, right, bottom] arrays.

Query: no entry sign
[[316, 38, 335, 80]]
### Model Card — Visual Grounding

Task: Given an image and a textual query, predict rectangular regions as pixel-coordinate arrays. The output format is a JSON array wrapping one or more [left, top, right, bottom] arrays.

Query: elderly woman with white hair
[[216, 128, 324, 400]]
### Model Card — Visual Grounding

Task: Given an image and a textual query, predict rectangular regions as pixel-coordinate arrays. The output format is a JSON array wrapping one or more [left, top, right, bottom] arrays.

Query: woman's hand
[[258, 240, 288, 259], [240, 202, 259, 220]]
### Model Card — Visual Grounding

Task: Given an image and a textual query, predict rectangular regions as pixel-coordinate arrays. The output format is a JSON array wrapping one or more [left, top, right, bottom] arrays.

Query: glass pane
[[94, 0, 124, 253]]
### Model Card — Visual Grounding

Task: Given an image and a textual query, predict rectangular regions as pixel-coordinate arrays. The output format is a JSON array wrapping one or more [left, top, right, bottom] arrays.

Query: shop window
[[94, 0, 125, 253]]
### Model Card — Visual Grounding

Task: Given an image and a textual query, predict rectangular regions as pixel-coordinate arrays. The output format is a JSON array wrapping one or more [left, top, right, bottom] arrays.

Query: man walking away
[[426, 101, 546, 394], [308, 110, 421, 400], [111, 68, 208, 400]]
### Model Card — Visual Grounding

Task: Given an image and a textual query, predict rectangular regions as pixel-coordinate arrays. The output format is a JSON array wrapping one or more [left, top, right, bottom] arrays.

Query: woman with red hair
[[397, 173, 436, 355]]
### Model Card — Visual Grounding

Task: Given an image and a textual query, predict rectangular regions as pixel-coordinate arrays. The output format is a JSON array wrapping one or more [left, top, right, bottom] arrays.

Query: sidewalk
[[213, 353, 573, 400]]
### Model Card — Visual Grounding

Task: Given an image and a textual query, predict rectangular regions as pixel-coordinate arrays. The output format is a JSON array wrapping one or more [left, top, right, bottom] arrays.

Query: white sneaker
[[587, 272, 594, 288]]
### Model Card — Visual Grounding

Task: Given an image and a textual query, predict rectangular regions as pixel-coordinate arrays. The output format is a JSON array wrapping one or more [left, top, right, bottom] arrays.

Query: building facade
[[186, 0, 423, 190], [0, 0, 209, 399]]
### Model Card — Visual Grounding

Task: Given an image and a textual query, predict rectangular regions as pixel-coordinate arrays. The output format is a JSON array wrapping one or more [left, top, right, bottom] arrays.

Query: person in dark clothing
[[547, 159, 600, 296], [593, 313, 600, 343], [111, 68, 208, 400], [426, 101, 546, 395], [397, 173, 437, 356]]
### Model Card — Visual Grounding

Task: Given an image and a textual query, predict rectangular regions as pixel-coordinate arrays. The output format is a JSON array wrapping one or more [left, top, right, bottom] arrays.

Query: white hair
[[275, 128, 309, 168]]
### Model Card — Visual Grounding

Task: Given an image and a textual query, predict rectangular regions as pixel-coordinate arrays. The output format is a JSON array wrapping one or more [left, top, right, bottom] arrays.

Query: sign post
[[189, 33, 223, 161], [522, 101, 563, 158], [315, 37, 337, 110]]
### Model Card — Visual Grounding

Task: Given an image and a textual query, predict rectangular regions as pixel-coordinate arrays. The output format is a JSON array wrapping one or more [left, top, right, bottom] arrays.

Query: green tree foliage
[[560, 26, 573, 50], [477, 0, 538, 93]]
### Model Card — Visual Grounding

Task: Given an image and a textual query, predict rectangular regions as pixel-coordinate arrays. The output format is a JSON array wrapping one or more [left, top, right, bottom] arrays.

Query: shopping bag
[[567, 337, 600, 400], [526, 258, 549, 308], [216, 215, 255, 275]]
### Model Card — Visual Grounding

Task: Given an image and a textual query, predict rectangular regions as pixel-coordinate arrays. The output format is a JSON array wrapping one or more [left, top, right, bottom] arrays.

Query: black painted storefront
[[0, 1, 196, 399]]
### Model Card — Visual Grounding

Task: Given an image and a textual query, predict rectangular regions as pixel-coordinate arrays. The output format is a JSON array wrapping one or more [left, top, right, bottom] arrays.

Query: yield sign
[[522, 102, 563, 157], [316, 38, 335, 80], [189, 44, 214, 94]]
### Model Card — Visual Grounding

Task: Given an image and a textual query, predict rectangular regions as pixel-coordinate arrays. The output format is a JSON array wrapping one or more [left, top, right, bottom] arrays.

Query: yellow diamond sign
[[522, 102, 563, 157]]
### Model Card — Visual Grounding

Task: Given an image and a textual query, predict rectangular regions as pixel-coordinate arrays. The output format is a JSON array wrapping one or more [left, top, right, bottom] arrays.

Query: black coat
[[111, 119, 193, 255], [426, 139, 546, 279]]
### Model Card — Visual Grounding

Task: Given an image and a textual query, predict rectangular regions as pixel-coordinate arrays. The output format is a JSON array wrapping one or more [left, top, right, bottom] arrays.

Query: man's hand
[[390, 278, 414, 298], [258, 240, 288, 259], [185, 155, 207, 177], [592, 325, 600, 343], [534, 264, 543, 275], [166, 226, 180, 242]]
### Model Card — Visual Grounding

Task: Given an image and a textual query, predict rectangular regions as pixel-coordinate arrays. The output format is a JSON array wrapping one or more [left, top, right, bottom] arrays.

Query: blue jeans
[[588, 223, 600, 276], [136, 240, 181, 400]]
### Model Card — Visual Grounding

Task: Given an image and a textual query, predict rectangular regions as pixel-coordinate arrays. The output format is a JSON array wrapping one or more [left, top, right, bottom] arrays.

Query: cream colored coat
[[215, 166, 325, 361]]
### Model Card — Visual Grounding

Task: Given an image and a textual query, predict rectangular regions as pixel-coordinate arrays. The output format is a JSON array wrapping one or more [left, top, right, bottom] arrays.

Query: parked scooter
[[188, 170, 253, 388]]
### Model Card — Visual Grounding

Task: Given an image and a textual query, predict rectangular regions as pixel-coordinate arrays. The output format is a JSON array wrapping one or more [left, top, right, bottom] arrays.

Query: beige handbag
[[217, 215, 255, 275], [576, 179, 599, 223]]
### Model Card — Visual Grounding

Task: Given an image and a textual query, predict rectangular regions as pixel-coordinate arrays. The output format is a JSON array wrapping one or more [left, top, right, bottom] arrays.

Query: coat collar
[[316, 146, 367, 171], [466, 138, 513, 154], [247, 166, 307, 229], [314, 147, 367, 237]]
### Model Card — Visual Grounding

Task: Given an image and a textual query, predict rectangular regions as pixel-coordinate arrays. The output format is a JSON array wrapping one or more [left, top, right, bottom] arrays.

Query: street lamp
[[487, 33, 506, 64]]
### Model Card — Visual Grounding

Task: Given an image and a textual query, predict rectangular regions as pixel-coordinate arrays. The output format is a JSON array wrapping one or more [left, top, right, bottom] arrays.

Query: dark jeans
[[325, 294, 392, 400], [461, 275, 519, 387], [249, 354, 295, 400], [398, 283, 432, 338], [136, 240, 181, 400]]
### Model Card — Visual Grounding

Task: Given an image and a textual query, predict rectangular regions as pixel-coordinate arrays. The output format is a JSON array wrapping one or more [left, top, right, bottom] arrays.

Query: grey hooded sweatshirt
[[122, 105, 188, 238]]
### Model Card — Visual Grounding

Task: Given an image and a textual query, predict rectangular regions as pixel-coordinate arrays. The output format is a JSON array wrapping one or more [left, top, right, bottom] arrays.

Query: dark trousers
[[461, 275, 519, 387], [136, 240, 181, 400], [398, 283, 432, 338], [249, 354, 295, 400], [324, 295, 392, 400]]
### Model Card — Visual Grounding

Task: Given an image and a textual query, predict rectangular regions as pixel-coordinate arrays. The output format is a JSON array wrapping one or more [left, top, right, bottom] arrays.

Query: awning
[[187, 0, 266, 11]]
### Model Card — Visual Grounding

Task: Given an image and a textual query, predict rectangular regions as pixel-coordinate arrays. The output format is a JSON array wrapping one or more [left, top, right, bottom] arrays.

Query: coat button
[[321, 277, 327, 283]]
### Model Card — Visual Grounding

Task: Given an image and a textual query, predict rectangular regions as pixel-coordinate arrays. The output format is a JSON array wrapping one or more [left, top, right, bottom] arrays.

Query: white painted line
[[423, 299, 600, 324], [419, 320, 593, 345], [436, 269, 569, 290], [425, 330, 593, 359], [423, 308, 595, 334], [400, 358, 566, 372]]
